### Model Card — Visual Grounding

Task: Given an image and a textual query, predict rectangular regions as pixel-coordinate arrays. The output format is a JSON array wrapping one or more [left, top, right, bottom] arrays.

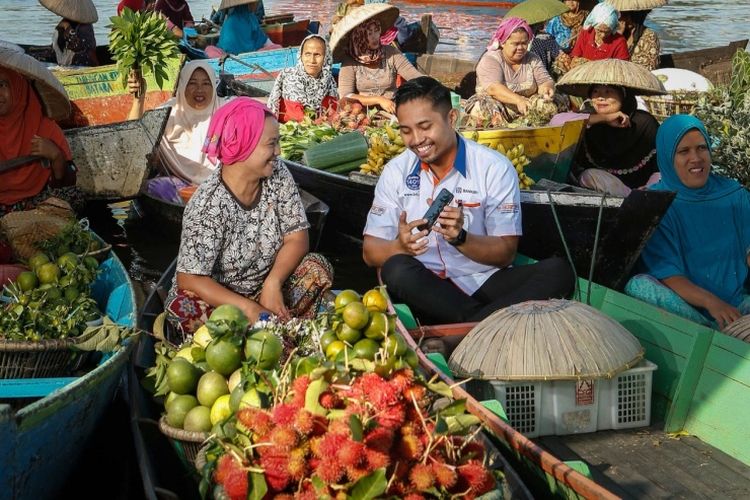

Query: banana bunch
[[359, 124, 406, 176], [497, 143, 535, 189]]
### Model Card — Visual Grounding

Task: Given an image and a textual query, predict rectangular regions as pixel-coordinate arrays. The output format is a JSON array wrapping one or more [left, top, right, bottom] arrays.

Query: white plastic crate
[[467, 360, 657, 438]]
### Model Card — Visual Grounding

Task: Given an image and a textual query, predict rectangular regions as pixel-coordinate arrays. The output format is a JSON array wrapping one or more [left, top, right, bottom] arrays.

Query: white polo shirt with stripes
[[364, 135, 522, 295]]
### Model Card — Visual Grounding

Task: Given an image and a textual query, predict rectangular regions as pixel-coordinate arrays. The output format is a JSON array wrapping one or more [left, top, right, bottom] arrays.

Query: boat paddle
[[0, 155, 46, 174]]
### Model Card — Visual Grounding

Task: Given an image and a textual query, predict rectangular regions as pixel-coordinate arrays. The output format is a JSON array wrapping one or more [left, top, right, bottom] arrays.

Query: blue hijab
[[641, 114, 750, 308], [217, 4, 268, 55]]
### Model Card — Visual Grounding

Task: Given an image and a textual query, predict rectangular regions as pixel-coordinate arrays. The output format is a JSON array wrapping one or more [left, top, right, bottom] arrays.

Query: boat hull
[[52, 57, 182, 128], [659, 39, 748, 85], [0, 245, 137, 500], [65, 107, 170, 200]]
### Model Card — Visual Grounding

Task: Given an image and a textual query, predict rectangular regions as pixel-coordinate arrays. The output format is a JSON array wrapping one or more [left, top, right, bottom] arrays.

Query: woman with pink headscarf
[[165, 98, 333, 336], [475, 17, 556, 116]]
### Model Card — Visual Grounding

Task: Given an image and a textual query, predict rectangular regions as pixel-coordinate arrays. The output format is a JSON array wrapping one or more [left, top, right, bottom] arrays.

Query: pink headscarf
[[487, 17, 534, 51], [202, 97, 271, 166]]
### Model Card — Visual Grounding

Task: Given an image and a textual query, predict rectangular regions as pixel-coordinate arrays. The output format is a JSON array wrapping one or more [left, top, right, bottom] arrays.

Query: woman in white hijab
[[157, 60, 232, 184]]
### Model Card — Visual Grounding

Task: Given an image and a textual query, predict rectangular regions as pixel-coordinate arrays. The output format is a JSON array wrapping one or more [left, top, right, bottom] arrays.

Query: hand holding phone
[[417, 188, 454, 233]]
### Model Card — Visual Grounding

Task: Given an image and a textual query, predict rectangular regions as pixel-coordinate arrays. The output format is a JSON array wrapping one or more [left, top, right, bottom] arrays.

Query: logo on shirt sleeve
[[370, 205, 386, 216], [499, 203, 519, 213], [405, 174, 420, 191]]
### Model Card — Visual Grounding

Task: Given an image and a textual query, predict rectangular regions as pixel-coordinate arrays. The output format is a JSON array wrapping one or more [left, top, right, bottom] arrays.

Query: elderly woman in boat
[[0, 46, 82, 216], [267, 35, 338, 123], [610, 0, 664, 71], [39, 0, 99, 66], [128, 61, 233, 201], [546, 0, 589, 53], [332, 3, 423, 114], [555, 3, 629, 74], [153, 0, 195, 38], [166, 98, 333, 335], [626, 115, 750, 330], [552, 59, 662, 196], [475, 17, 558, 118]]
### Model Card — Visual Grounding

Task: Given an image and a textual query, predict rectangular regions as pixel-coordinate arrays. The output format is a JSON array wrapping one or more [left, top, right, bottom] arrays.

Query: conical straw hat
[[605, 0, 667, 12], [0, 44, 71, 120], [330, 3, 399, 62], [448, 299, 644, 381], [218, 0, 259, 10], [38, 0, 99, 24], [505, 0, 569, 26], [724, 316, 750, 343], [556, 58, 667, 97]]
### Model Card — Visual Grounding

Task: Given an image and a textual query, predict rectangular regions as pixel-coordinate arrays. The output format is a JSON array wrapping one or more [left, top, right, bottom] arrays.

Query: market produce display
[[460, 94, 559, 130], [497, 143, 535, 189], [359, 124, 407, 177]]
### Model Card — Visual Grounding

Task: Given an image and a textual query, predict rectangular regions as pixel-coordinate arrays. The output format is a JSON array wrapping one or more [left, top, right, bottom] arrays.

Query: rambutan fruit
[[223, 469, 248, 500], [364, 427, 394, 453], [409, 463, 435, 490], [287, 453, 308, 481], [359, 372, 400, 409], [403, 384, 427, 404], [213, 454, 236, 484], [315, 458, 345, 484], [317, 432, 349, 458], [318, 391, 340, 409], [395, 432, 424, 461], [268, 426, 299, 450], [327, 418, 353, 438], [459, 440, 487, 463], [339, 439, 367, 468], [377, 404, 406, 430], [271, 402, 299, 427], [237, 407, 273, 436], [403, 494, 426, 500], [273, 495, 293, 500], [365, 449, 390, 471], [457, 461, 495, 495], [291, 375, 311, 406], [260, 454, 292, 492], [432, 462, 458, 489], [346, 463, 371, 482], [293, 409, 315, 436], [389, 368, 415, 394]]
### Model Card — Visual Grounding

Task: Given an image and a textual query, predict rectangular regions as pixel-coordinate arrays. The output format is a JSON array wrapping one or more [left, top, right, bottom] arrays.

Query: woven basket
[[724, 316, 750, 342], [0, 198, 74, 260], [159, 416, 210, 466], [642, 91, 701, 123], [0, 338, 88, 379]]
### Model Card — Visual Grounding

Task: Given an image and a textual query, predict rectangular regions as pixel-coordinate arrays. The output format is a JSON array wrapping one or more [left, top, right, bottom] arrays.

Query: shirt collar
[[408, 134, 467, 178]]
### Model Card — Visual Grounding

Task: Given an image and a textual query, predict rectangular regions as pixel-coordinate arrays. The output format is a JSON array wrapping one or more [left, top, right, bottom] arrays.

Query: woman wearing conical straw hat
[[0, 44, 82, 215], [331, 3, 423, 113], [38, 0, 100, 66], [552, 58, 664, 196], [608, 0, 666, 71]]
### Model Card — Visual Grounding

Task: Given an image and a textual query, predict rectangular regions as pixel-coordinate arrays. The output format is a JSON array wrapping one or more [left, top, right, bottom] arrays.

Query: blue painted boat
[[0, 241, 137, 500]]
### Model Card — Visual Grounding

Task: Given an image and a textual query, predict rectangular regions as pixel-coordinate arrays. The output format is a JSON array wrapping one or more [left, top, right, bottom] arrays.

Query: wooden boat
[[135, 186, 330, 251], [385, 258, 750, 498], [0, 240, 137, 499], [400, 0, 521, 8], [52, 57, 183, 128], [19, 43, 114, 66], [659, 39, 748, 86], [64, 107, 171, 200], [131, 261, 535, 499]]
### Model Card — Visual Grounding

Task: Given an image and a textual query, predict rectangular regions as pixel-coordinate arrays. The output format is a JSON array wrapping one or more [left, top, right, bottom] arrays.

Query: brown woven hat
[[505, 0, 570, 26], [555, 58, 667, 97], [329, 3, 400, 62], [0, 44, 71, 120], [448, 300, 644, 381], [218, 0, 259, 10], [38, 0, 99, 24], [605, 0, 667, 12]]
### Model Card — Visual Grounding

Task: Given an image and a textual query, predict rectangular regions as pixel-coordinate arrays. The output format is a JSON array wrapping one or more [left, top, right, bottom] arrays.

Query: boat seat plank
[[537, 426, 750, 499], [0, 377, 77, 398]]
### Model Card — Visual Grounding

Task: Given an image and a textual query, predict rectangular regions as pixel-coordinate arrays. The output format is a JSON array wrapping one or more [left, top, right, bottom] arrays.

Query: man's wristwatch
[[448, 228, 467, 246]]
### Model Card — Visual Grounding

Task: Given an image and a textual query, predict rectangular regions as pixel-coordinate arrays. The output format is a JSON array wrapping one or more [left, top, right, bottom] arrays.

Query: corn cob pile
[[359, 124, 406, 176], [497, 143, 535, 189]]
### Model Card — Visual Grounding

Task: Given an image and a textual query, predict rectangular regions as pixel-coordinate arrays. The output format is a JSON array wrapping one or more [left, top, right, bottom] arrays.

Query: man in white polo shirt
[[363, 76, 573, 324]]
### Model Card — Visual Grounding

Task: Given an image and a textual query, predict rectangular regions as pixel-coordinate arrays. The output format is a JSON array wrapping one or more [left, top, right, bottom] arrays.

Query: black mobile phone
[[417, 188, 454, 232]]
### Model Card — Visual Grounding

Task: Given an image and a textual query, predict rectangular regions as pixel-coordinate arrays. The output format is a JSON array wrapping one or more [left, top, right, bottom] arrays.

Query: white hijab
[[159, 60, 231, 184]]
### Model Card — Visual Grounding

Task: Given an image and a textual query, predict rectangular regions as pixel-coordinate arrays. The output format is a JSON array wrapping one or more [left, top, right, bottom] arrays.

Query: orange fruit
[[166, 358, 200, 395], [56, 252, 79, 272], [166, 395, 199, 428], [245, 330, 283, 370], [209, 304, 249, 333], [27, 252, 50, 271], [319, 330, 338, 352], [364, 311, 388, 340], [183, 406, 212, 433], [342, 302, 369, 330], [362, 288, 388, 313], [352, 338, 380, 361], [16, 271, 38, 292], [336, 323, 362, 344], [36, 263, 61, 284], [334, 289, 360, 311], [196, 371, 230, 407], [325, 340, 347, 360], [205, 339, 242, 375], [383, 334, 408, 357]]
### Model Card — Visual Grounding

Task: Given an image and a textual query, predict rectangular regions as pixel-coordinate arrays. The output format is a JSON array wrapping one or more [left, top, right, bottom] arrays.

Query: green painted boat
[[385, 256, 750, 498]]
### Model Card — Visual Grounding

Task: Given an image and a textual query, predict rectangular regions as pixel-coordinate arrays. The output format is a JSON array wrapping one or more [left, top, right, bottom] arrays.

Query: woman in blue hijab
[[217, 2, 270, 55], [626, 115, 750, 329]]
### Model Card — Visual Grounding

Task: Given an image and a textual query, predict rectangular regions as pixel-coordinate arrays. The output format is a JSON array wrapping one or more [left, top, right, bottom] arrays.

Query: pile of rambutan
[[205, 366, 498, 499]]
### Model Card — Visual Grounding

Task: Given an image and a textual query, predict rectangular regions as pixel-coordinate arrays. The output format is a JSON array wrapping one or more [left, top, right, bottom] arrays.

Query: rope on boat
[[546, 189, 580, 301], [586, 192, 607, 305]]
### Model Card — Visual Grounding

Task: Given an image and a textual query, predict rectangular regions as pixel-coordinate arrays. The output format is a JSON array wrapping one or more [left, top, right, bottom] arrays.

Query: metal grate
[[617, 372, 648, 424], [505, 384, 536, 434]]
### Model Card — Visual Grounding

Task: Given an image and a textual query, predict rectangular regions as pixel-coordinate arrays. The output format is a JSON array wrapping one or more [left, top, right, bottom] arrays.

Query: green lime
[[352, 338, 380, 360], [16, 271, 38, 292], [336, 323, 362, 344], [28, 252, 50, 271], [205, 339, 242, 376], [244, 330, 283, 370], [36, 263, 61, 284], [166, 358, 200, 395], [325, 340, 347, 360], [334, 289, 360, 311], [342, 302, 370, 330], [83, 256, 100, 270], [319, 330, 338, 352], [364, 311, 388, 340]]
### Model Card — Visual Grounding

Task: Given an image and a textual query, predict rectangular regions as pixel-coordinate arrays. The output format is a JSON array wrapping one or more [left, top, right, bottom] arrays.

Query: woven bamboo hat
[[330, 3, 400, 62], [505, 0, 570, 26], [38, 0, 99, 24], [0, 44, 71, 120], [605, 0, 667, 12], [448, 300, 644, 381], [218, 0, 259, 10], [724, 317, 750, 343], [556, 58, 667, 97]]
